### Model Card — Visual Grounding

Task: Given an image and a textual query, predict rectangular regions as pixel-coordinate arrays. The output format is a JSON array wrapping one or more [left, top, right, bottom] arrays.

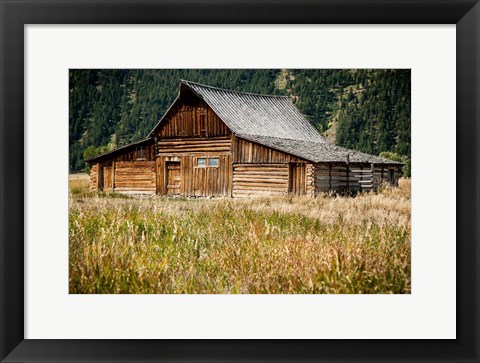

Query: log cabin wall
[[231, 136, 309, 197], [89, 164, 98, 190], [88, 140, 155, 193], [114, 161, 156, 194], [90, 161, 113, 192], [232, 164, 289, 197], [89, 160, 156, 193], [86, 83, 403, 198], [314, 163, 400, 194], [157, 137, 231, 154], [153, 91, 234, 197], [314, 163, 368, 194], [306, 164, 316, 197]]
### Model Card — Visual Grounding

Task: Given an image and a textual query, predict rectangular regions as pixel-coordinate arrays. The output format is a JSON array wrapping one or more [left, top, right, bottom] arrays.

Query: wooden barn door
[[102, 166, 113, 192], [97, 165, 104, 191], [289, 163, 306, 196], [166, 161, 181, 195]]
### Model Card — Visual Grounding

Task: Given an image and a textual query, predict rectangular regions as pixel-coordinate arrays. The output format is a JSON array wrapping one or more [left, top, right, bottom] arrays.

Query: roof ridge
[[180, 79, 290, 99]]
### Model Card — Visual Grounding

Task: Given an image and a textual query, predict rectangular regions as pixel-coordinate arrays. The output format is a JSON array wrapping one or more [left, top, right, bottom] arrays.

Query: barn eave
[[84, 137, 152, 164]]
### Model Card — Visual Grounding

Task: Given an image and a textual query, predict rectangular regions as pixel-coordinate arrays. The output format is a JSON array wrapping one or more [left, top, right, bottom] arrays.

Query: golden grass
[[69, 173, 90, 196], [69, 177, 411, 294]]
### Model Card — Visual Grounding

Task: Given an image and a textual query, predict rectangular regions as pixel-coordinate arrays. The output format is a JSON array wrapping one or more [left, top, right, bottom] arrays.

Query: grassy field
[[69, 174, 411, 294]]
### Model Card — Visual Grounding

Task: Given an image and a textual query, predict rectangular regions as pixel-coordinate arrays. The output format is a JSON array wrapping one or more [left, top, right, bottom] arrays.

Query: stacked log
[[233, 164, 289, 197], [114, 161, 156, 193]]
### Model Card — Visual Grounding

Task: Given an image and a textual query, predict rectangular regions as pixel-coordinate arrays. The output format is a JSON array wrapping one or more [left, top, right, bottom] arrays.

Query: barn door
[[166, 161, 181, 195], [102, 166, 113, 192], [97, 164, 104, 191], [289, 163, 306, 196]]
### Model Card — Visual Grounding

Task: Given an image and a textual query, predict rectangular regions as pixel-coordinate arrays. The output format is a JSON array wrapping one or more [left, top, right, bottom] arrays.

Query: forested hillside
[[69, 69, 410, 173]]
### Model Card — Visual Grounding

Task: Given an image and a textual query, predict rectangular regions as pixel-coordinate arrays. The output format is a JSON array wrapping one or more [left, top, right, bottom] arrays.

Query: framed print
[[1, 0, 479, 362]]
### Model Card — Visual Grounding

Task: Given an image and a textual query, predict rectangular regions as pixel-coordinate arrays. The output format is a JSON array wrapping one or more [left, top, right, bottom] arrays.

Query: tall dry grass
[[69, 178, 411, 294]]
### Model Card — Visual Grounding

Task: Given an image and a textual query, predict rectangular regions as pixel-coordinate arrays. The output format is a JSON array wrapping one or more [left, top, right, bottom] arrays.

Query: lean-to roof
[[237, 134, 403, 165], [84, 137, 151, 163]]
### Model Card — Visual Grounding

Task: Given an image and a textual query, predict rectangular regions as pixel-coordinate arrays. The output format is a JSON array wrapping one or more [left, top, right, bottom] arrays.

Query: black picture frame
[[1, 1, 479, 362]]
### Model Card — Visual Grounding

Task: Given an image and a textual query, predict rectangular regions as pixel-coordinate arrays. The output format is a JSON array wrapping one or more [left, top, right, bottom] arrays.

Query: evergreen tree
[[69, 69, 411, 173]]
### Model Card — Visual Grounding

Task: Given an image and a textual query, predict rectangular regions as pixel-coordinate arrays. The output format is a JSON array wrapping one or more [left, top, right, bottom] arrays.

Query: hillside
[[69, 69, 410, 173]]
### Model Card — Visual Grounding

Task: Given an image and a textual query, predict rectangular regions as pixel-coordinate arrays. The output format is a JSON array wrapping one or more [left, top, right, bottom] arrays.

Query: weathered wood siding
[[232, 164, 289, 197], [165, 161, 181, 195], [156, 154, 232, 197], [156, 136, 232, 197], [314, 163, 399, 194], [112, 144, 155, 162], [289, 163, 307, 196], [155, 94, 231, 138], [152, 93, 234, 197], [114, 161, 156, 194], [102, 165, 114, 192], [232, 136, 305, 164], [157, 137, 231, 154], [231, 136, 309, 197], [315, 164, 368, 193]]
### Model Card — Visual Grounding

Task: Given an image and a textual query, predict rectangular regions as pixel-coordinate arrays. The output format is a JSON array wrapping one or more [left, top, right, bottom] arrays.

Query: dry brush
[[69, 176, 411, 294]]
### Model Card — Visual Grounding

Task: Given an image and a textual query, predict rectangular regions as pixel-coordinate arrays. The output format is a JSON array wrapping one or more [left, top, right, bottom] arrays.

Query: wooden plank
[[114, 161, 156, 194], [233, 183, 288, 189], [154, 99, 232, 138]]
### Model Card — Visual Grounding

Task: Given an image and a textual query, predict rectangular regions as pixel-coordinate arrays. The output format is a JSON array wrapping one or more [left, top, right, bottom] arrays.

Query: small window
[[208, 158, 219, 167], [136, 146, 145, 160], [197, 158, 206, 167]]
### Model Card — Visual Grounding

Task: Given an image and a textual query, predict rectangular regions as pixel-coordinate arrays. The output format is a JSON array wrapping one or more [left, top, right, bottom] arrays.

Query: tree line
[[69, 69, 411, 175]]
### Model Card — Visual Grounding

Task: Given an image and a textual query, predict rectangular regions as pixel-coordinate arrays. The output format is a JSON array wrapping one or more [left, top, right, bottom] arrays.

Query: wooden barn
[[86, 80, 403, 197]]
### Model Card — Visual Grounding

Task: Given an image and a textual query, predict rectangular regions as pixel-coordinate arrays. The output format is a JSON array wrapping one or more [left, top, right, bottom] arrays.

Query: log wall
[[232, 164, 289, 197], [306, 164, 316, 197], [89, 164, 98, 190], [157, 137, 231, 154], [314, 163, 399, 194], [114, 161, 156, 194]]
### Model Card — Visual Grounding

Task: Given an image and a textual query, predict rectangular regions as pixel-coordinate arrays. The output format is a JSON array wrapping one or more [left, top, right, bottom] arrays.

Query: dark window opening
[[199, 114, 207, 137], [136, 146, 145, 160], [389, 169, 395, 184]]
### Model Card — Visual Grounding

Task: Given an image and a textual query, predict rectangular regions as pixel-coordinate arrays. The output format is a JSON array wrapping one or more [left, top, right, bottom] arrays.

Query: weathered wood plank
[[154, 96, 232, 139]]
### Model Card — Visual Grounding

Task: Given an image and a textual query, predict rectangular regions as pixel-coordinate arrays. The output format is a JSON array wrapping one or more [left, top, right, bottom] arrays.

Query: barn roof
[[84, 137, 151, 163], [237, 134, 403, 165], [179, 80, 401, 165], [179, 80, 327, 143], [88, 80, 402, 166]]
